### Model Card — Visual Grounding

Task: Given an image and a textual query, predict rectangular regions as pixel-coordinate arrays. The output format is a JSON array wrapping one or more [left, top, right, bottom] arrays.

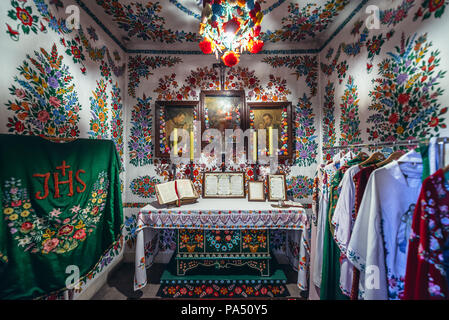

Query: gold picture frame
[[267, 174, 287, 202]]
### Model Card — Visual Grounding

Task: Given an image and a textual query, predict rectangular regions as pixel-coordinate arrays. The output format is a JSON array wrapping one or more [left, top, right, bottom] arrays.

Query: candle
[[173, 128, 178, 156], [253, 130, 257, 162], [268, 126, 273, 156], [190, 129, 194, 161]]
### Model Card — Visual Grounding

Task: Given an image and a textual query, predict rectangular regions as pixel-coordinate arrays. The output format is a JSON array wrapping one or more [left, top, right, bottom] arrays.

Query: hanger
[[359, 152, 385, 167], [376, 150, 405, 167]]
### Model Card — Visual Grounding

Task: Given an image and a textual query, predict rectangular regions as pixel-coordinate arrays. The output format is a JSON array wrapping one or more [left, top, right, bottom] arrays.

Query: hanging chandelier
[[199, 0, 264, 67]]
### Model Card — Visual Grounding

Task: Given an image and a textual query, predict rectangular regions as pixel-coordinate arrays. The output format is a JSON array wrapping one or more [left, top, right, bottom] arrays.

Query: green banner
[[0, 134, 123, 299]]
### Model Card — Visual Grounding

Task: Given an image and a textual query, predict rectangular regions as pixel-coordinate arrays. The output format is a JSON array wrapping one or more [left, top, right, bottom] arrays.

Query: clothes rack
[[322, 137, 449, 168]]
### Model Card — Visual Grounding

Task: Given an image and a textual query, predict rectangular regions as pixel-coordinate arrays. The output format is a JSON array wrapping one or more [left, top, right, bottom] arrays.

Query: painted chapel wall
[[122, 52, 320, 260], [319, 0, 449, 161], [0, 0, 127, 299]]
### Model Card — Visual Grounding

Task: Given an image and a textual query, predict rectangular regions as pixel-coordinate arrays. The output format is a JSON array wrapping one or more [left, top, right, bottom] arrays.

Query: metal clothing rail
[[323, 137, 449, 168], [322, 137, 449, 150]]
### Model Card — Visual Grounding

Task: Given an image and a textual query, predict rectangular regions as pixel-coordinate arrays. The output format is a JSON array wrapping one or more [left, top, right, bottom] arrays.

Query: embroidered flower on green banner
[[6, 44, 81, 138], [3, 172, 109, 255], [367, 32, 448, 142], [88, 79, 109, 140]]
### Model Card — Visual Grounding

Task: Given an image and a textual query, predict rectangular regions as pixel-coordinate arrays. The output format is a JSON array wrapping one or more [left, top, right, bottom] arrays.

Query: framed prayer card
[[155, 101, 199, 158], [202, 172, 246, 198], [267, 174, 287, 202], [248, 181, 266, 202], [247, 102, 293, 163]]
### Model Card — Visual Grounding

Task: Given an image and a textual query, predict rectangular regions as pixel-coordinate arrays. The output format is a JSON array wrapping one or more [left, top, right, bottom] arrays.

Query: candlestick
[[268, 126, 273, 156], [173, 128, 178, 156], [190, 129, 194, 161], [253, 130, 257, 163]]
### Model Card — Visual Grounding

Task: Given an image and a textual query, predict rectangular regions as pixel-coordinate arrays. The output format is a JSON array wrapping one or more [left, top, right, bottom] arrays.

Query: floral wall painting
[[262, 55, 318, 97], [88, 79, 109, 140], [130, 176, 161, 198], [128, 95, 154, 167], [6, 0, 46, 41], [366, 32, 448, 142], [128, 55, 182, 98], [5, 44, 81, 138], [414, 0, 447, 20], [261, 0, 350, 42], [322, 81, 337, 161], [380, 0, 416, 27], [94, 0, 198, 43], [294, 94, 318, 167], [339, 76, 362, 146], [111, 82, 124, 167]]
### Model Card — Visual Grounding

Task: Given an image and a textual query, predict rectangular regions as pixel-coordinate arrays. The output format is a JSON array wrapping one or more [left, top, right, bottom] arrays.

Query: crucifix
[[212, 62, 228, 90]]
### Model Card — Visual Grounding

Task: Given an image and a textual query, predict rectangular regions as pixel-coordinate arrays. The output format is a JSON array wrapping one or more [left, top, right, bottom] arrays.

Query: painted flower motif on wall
[[130, 176, 161, 198], [95, 0, 198, 43], [262, 55, 318, 97], [322, 81, 337, 161], [6, 44, 81, 138], [34, 0, 72, 34], [261, 0, 350, 42], [367, 32, 448, 142], [380, 0, 416, 26], [128, 55, 182, 98], [6, 0, 44, 41], [60, 36, 87, 75], [414, 0, 447, 20], [111, 82, 124, 168], [340, 76, 362, 146], [128, 95, 153, 167], [88, 79, 109, 140], [295, 94, 318, 167], [286, 175, 314, 200]]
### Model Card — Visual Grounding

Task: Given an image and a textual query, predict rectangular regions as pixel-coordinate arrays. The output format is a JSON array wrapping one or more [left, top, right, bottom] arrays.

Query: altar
[[133, 198, 311, 294]]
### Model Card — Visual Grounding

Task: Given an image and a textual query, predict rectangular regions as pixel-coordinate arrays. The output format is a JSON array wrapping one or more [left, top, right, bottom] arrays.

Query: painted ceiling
[[77, 0, 366, 52]]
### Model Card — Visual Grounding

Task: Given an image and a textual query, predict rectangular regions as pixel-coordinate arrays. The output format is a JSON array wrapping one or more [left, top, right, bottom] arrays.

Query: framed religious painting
[[202, 172, 246, 199], [247, 102, 293, 163], [200, 90, 246, 151], [248, 181, 266, 202], [155, 101, 199, 158], [267, 174, 287, 202]]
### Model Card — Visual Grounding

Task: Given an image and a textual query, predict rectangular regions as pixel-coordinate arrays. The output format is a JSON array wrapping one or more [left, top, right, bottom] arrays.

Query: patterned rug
[[156, 258, 290, 299]]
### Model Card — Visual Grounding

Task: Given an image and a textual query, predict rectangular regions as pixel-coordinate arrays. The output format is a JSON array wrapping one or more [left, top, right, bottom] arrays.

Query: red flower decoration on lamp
[[199, 38, 214, 54], [222, 51, 240, 67], [199, 0, 264, 66], [248, 39, 264, 53]]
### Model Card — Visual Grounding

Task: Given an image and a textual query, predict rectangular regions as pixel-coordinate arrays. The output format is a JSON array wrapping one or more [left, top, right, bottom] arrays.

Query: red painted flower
[[222, 51, 240, 67], [429, 117, 439, 127], [199, 38, 214, 54], [15, 121, 25, 133], [38, 110, 50, 123], [71, 46, 82, 59], [253, 25, 261, 37], [16, 7, 33, 26], [388, 113, 399, 124], [397, 93, 410, 105], [429, 0, 445, 12], [248, 39, 264, 54]]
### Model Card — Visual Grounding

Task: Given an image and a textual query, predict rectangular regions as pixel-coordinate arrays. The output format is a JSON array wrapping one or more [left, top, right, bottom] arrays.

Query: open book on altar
[[155, 179, 199, 206]]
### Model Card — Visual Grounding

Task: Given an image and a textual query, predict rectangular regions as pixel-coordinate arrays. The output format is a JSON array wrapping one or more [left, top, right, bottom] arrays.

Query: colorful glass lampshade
[[199, 0, 264, 67]]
